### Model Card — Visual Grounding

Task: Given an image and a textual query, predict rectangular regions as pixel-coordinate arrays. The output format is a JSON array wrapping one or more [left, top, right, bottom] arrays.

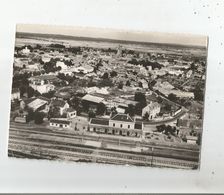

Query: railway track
[[9, 129, 199, 162], [8, 131, 198, 169], [8, 123, 200, 168], [9, 124, 200, 153], [8, 140, 197, 169]]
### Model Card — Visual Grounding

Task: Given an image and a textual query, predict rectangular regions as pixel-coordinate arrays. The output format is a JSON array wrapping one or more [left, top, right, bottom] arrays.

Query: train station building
[[89, 113, 143, 137]]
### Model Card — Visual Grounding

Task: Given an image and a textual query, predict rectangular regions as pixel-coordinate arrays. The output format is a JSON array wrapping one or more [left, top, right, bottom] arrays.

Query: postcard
[[8, 24, 208, 170]]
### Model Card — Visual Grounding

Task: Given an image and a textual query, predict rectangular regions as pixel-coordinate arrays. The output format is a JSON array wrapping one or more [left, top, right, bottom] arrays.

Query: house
[[29, 75, 62, 85], [30, 83, 55, 94], [88, 113, 143, 137], [170, 90, 194, 99], [153, 81, 174, 91], [186, 135, 198, 144], [84, 87, 109, 95], [20, 96, 50, 112], [29, 75, 57, 94], [56, 61, 68, 70], [82, 94, 105, 111], [26, 63, 40, 72], [73, 65, 94, 74], [14, 110, 28, 123], [142, 102, 161, 120], [139, 66, 149, 76], [113, 97, 138, 109], [66, 108, 77, 119], [14, 58, 29, 68], [60, 69, 74, 76], [27, 98, 49, 112], [50, 99, 69, 116], [186, 70, 193, 78], [11, 88, 20, 102], [167, 69, 183, 76], [41, 56, 51, 63], [21, 46, 30, 55], [49, 118, 71, 129], [116, 106, 126, 114], [14, 116, 27, 123], [139, 79, 149, 89], [109, 113, 135, 129]]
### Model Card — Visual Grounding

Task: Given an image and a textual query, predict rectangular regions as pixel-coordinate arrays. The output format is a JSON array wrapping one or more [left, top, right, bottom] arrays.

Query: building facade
[[49, 118, 71, 129], [142, 102, 161, 120], [11, 88, 20, 102], [89, 114, 143, 137]]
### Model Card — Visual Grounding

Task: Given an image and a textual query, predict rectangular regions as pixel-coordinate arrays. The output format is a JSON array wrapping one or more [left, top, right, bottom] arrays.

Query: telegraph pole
[[151, 147, 154, 167]]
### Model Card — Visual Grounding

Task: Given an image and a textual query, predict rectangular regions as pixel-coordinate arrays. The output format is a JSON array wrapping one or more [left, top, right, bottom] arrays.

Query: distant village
[[10, 39, 206, 145]]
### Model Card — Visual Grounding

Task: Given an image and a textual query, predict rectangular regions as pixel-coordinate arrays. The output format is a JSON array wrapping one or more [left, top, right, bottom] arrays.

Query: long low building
[[89, 114, 143, 137], [49, 118, 71, 129]]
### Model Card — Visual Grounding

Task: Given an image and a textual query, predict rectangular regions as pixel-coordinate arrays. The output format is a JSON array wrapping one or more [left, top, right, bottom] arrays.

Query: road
[[8, 122, 200, 169], [143, 108, 187, 126]]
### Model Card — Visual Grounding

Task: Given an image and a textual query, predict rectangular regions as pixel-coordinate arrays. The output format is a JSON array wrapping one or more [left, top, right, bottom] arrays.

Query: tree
[[98, 78, 114, 87], [168, 93, 178, 102], [42, 90, 55, 99], [157, 96, 163, 104], [35, 44, 42, 50], [118, 81, 123, 89], [26, 108, 35, 122], [102, 72, 109, 79], [135, 92, 146, 104], [87, 79, 96, 87], [164, 103, 172, 112], [43, 58, 59, 73], [196, 133, 201, 145], [156, 124, 166, 132], [34, 112, 45, 124], [64, 59, 73, 66], [125, 104, 135, 117], [138, 82, 143, 88], [135, 102, 146, 116], [143, 112, 149, 120], [96, 103, 106, 115], [69, 96, 81, 109], [126, 80, 131, 86], [49, 43, 65, 48], [57, 73, 66, 80], [156, 124, 176, 135], [163, 125, 176, 135], [27, 86, 35, 98], [48, 106, 61, 119], [193, 85, 204, 101], [88, 110, 96, 119], [111, 106, 118, 116], [190, 62, 196, 70], [19, 85, 27, 97], [110, 71, 117, 77]]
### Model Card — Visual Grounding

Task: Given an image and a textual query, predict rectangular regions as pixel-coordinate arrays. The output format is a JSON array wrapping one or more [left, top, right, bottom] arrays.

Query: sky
[[17, 24, 207, 47]]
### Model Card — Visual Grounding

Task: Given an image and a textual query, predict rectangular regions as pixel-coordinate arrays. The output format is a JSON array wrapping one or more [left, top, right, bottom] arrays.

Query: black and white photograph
[[8, 24, 208, 170]]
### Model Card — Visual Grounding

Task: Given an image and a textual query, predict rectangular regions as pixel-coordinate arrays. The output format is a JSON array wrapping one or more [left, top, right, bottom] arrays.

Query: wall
[[109, 120, 135, 129]]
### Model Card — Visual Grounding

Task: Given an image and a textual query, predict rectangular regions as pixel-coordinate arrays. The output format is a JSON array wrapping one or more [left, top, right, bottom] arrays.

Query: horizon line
[[16, 24, 208, 48]]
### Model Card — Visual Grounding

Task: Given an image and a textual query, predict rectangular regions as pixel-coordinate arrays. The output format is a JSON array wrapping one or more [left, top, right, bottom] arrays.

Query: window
[[128, 125, 130, 129], [120, 124, 123, 128], [113, 123, 115, 127]]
